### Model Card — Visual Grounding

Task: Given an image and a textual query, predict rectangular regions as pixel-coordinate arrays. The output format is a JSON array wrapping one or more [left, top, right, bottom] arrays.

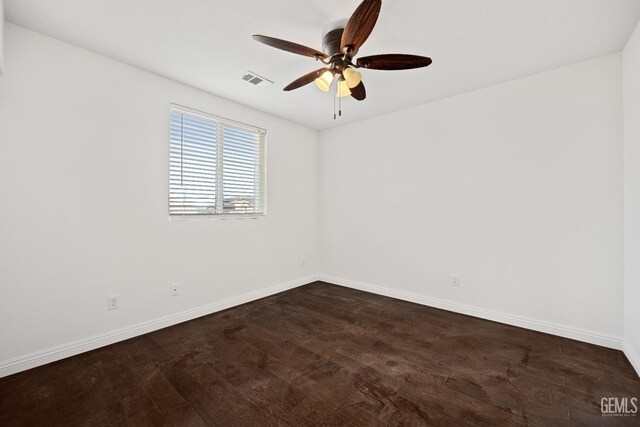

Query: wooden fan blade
[[341, 0, 382, 56], [253, 35, 327, 59], [350, 81, 366, 101], [283, 68, 329, 91], [356, 54, 432, 70]]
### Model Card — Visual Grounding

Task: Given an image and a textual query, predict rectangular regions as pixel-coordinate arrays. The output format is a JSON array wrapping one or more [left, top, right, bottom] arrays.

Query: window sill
[[169, 213, 266, 221]]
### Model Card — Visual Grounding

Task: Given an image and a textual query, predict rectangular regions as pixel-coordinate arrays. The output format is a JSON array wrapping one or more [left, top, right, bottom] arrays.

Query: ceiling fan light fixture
[[314, 70, 334, 92], [336, 76, 352, 97], [342, 68, 362, 89], [254, 0, 433, 108]]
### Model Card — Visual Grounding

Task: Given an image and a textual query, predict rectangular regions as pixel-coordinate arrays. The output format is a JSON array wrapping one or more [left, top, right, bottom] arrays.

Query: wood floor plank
[[1, 281, 639, 426]]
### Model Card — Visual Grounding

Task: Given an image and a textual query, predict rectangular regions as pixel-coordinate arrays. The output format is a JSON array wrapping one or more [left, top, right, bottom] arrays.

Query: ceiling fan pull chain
[[339, 95, 342, 117], [334, 84, 337, 120]]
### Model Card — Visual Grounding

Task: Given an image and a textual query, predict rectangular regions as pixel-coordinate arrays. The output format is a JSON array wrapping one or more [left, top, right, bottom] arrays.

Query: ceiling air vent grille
[[240, 71, 273, 87]]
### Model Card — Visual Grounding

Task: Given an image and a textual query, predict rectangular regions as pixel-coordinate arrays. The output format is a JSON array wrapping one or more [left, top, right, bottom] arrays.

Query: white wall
[[0, 20, 632, 378], [0, 24, 319, 375], [624, 20, 640, 373], [1, 0, 4, 74], [320, 54, 624, 346]]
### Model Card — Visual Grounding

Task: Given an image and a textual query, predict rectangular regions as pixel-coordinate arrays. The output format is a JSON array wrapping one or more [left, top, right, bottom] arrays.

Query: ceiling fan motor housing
[[322, 28, 344, 56]]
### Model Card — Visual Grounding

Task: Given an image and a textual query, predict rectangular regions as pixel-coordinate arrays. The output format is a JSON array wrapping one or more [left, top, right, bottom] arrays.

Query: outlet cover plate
[[451, 275, 460, 287], [108, 294, 119, 310]]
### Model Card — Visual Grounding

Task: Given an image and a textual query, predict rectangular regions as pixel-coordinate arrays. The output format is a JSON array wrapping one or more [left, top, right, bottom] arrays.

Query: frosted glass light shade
[[342, 68, 362, 89], [314, 70, 334, 92], [336, 77, 351, 97]]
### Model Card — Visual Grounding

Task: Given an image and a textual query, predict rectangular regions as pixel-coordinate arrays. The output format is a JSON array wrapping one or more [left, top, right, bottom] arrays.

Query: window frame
[[168, 104, 267, 219]]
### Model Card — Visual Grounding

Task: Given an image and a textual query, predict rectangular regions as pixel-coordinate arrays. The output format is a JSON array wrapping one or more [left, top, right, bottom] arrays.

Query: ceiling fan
[[253, 0, 432, 102]]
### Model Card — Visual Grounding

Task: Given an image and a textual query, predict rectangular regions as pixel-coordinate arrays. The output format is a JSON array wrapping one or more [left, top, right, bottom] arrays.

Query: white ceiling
[[5, 0, 640, 130]]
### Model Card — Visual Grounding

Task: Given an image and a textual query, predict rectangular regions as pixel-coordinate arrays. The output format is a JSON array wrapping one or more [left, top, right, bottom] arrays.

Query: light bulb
[[336, 77, 351, 98], [314, 70, 334, 92], [342, 68, 362, 89]]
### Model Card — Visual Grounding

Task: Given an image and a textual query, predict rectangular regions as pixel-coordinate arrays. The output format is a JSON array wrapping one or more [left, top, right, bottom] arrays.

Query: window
[[169, 105, 266, 217]]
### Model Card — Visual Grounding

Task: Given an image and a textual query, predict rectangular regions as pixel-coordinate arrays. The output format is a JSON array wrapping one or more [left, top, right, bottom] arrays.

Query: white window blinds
[[169, 105, 266, 216]]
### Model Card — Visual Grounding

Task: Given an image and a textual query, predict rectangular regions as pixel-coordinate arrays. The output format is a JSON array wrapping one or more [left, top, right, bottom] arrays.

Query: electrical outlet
[[108, 294, 119, 310], [171, 283, 179, 297], [451, 275, 460, 287]]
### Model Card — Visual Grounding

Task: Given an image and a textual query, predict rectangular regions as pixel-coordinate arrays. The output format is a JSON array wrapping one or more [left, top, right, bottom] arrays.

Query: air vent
[[240, 71, 273, 87]]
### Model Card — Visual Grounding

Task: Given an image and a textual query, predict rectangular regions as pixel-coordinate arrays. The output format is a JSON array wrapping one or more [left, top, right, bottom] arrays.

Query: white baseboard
[[0, 274, 320, 378], [624, 340, 640, 377], [2, 274, 630, 379], [319, 275, 624, 350]]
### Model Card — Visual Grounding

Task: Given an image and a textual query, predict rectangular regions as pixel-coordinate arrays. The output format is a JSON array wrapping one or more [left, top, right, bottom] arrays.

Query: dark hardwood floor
[[1, 281, 639, 426]]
